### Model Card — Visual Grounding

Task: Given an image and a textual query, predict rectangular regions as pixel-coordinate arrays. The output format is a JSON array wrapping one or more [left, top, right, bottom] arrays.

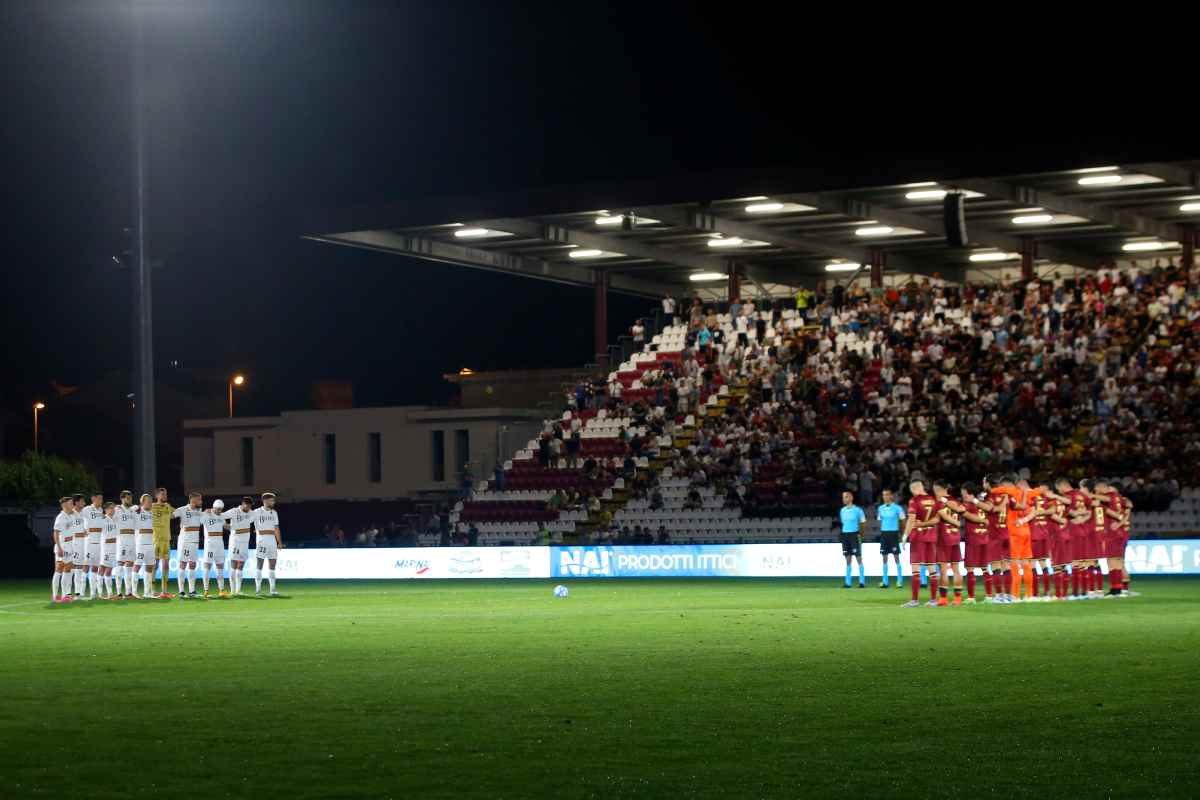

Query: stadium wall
[[157, 542, 1200, 579]]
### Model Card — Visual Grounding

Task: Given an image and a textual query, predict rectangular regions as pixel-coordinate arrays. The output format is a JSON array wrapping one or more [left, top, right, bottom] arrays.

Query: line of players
[[49, 489, 284, 602], [893, 475, 1132, 607]]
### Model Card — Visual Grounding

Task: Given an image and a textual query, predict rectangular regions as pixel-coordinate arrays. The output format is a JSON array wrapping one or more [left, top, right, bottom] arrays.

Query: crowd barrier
[[157, 540, 1200, 579]]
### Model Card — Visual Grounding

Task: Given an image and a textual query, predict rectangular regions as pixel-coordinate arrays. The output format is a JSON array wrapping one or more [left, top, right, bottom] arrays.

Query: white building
[[183, 406, 544, 502]]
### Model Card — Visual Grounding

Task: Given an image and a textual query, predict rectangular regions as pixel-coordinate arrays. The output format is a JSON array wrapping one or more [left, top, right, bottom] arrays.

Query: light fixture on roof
[[825, 262, 860, 272], [1180, 202, 1200, 213], [568, 249, 606, 258], [595, 214, 625, 225], [969, 251, 1018, 262], [707, 236, 744, 248], [745, 201, 785, 213], [905, 189, 947, 201], [1012, 213, 1054, 225], [855, 225, 894, 237], [1075, 166, 1119, 174], [1122, 240, 1176, 252], [1078, 174, 1123, 186], [454, 228, 491, 238], [689, 272, 727, 282], [901, 181, 938, 188]]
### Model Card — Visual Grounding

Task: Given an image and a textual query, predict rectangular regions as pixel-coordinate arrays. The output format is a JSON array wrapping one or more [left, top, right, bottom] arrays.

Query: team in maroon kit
[[899, 475, 1133, 607]]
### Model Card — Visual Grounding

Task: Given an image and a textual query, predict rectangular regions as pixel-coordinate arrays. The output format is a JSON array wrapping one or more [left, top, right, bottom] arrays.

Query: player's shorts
[[179, 534, 201, 563], [1009, 533, 1033, 560], [936, 543, 962, 564], [100, 542, 117, 568], [54, 538, 70, 565], [229, 534, 252, 563], [909, 538, 935, 565], [255, 535, 278, 561], [839, 533, 862, 557], [965, 540, 989, 569], [878, 532, 900, 557], [1031, 537, 1050, 561], [1051, 536, 1073, 566], [135, 536, 156, 568], [203, 536, 226, 565], [69, 537, 85, 566], [117, 535, 135, 562], [1076, 533, 1100, 560], [1104, 531, 1129, 559], [84, 538, 102, 568], [154, 533, 171, 559]]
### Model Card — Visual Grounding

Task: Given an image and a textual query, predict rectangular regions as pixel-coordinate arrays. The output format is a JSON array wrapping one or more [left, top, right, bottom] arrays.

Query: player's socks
[[844, 564, 852, 587], [52, 572, 61, 599], [73, 569, 84, 596], [202, 569, 210, 595], [233, 569, 241, 594], [895, 568, 902, 587], [928, 575, 938, 602], [966, 571, 976, 600], [177, 570, 185, 594], [1023, 567, 1033, 598], [255, 571, 263, 593], [1042, 569, 1052, 596], [268, 570, 277, 593], [910, 577, 920, 602], [857, 562, 865, 585], [1109, 568, 1123, 592], [1031, 568, 1040, 597], [881, 561, 889, 586], [187, 568, 197, 594], [216, 572, 225, 593]]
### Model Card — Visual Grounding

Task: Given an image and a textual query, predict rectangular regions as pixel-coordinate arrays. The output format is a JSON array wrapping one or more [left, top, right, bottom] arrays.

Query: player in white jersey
[[80, 492, 106, 599], [253, 492, 283, 596], [98, 503, 118, 599], [68, 495, 87, 598], [134, 494, 157, 597], [172, 492, 206, 598], [51, 497, 76, 602], [200, 499, 229, 597], [113, 490, 139, 598], [222, 496, 256, 596]]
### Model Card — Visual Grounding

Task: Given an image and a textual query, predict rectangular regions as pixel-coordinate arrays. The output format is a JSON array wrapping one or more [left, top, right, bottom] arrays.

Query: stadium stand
[[450, 261, 1200, 545]]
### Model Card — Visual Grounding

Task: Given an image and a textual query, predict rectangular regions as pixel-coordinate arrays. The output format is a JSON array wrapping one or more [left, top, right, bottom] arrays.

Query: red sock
[[984, 573, 993, 597], [1072, 569, 1080, 596], [1055, 571, 1064, 598], [1092, 566, 1102, 591], [967, 571, 976, 599], [929, 575, 939, 601], [1031, 570, 1040, 596], [911, 577, 920, 602], [1110, 568, 1123, 592], [1043, 569, 1053, 595]]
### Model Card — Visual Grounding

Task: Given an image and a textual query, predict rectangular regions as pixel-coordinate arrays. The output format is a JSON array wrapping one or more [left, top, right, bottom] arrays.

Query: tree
[[0, 452, 99, 509]]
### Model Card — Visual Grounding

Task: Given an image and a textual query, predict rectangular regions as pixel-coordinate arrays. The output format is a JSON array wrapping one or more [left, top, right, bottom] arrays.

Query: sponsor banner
[[154, 540, 1200, 579]]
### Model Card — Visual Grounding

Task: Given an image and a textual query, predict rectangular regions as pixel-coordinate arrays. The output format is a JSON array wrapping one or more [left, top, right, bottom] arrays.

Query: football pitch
[[1, 578, 1198, 799]]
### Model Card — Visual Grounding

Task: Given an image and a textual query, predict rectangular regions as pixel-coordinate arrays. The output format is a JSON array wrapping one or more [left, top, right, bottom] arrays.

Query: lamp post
[[228, 374, 246, 418], [33, 402, 45, 453]]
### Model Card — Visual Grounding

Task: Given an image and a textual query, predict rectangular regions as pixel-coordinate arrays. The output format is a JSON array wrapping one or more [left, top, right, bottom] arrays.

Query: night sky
[[2, 1, 1193, 443]]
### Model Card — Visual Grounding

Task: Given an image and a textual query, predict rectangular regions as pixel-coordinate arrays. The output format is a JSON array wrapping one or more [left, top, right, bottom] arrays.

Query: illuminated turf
[[1, 578, 1197, 799]]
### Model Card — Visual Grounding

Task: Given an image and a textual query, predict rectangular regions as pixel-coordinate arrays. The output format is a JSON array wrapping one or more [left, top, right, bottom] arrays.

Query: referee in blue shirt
[[876, 488, 906, 589], [838, 491, 867, 588]]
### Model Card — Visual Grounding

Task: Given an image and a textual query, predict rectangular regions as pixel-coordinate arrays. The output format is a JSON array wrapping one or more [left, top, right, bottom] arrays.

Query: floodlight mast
[[132, 2, 156, 491]]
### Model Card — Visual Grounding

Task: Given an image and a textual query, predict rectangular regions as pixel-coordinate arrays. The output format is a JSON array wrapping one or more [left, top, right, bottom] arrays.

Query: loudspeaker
[[943, 192, 968, 247]]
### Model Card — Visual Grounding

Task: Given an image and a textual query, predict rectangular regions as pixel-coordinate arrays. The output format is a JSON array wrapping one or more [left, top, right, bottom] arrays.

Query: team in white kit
[[50, 490, 284, 602]]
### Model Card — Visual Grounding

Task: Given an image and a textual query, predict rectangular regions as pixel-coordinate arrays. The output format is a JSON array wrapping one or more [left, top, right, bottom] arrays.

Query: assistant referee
[[838, 491, 866, 588], [876, 489, 906, 589]]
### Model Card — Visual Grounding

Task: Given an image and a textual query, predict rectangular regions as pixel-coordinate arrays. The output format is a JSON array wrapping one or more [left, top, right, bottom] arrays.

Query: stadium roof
[[305, 160, 1200, 298]]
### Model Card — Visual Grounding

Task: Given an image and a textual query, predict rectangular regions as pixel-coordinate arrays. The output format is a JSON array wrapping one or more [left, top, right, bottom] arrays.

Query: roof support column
[[593, 269, 609, 368], [727, 262, 740, 302], [1182, 225, 1196, 273], [869, 247, 885, 289], [1021, 240, 1037, 282]]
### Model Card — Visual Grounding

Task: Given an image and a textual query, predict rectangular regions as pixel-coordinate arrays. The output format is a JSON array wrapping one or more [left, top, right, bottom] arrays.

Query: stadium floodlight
[[905, 189, 947, 201], [969, 251, 1018, 262], [825, 262, 860, 272], [568, 249, 605, 258], [855, 226, 894, 237], [689, 272, 727, 281], [1180, 202, 1200, 213], [745, 202, 785, 213], [1078, 174, 1123, 186], [707, 237, 744, 248], [1122, 241, 1174, 252], [595, 215, 624, 225], [1074, 166, 1119, 173], [1012, 213, 1054, 225], [454, 228, 491, 238]]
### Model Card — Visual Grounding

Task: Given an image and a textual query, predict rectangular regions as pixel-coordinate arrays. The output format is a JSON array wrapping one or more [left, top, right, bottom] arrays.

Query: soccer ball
[[553, 585, 569, 598]]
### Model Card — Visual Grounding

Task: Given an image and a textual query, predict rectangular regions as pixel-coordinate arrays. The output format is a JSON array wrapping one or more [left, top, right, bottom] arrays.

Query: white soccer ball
[[553, 584, 569, 598]]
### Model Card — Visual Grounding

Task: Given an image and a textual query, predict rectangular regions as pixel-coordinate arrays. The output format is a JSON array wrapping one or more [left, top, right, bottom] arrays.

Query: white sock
[[88, 572, 97, 598], [144, 570, 155, 595], [268, 569, 276, 593], [73, 570, 84, 595], [177, 569, 185, 594], [104, 575, 113, 596], [187, 567, 196, 593], [236, 569, 243, 594], [52, 572, 61, 599], [216, 569, 225, 593], [202, 567, 210, 594], [255, 570, 262, 593]]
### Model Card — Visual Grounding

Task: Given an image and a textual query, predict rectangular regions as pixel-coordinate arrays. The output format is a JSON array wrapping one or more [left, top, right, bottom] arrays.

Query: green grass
[[1, 578, 1198, 799]]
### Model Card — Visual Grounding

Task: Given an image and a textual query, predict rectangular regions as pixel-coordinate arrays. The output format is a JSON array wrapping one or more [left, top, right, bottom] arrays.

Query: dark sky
[[2, 1, 1192, 429]]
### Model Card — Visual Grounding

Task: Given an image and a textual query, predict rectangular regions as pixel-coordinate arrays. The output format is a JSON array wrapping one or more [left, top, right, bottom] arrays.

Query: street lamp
[[228, 374, 246, 418], [33, 402, 45, 453]]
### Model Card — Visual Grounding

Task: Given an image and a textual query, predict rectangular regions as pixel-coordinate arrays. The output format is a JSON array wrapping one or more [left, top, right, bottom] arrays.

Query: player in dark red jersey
[[981, 474, 1012, 603], [1028, 485, 1053, 600], [1080, 479, 1107, 597], [932, 481, 965, 607], [900, 480, 939, 608], [1063, 479, 1096, 599], [959, 484, 991, 604], [1096, 480, 1132, 596]]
